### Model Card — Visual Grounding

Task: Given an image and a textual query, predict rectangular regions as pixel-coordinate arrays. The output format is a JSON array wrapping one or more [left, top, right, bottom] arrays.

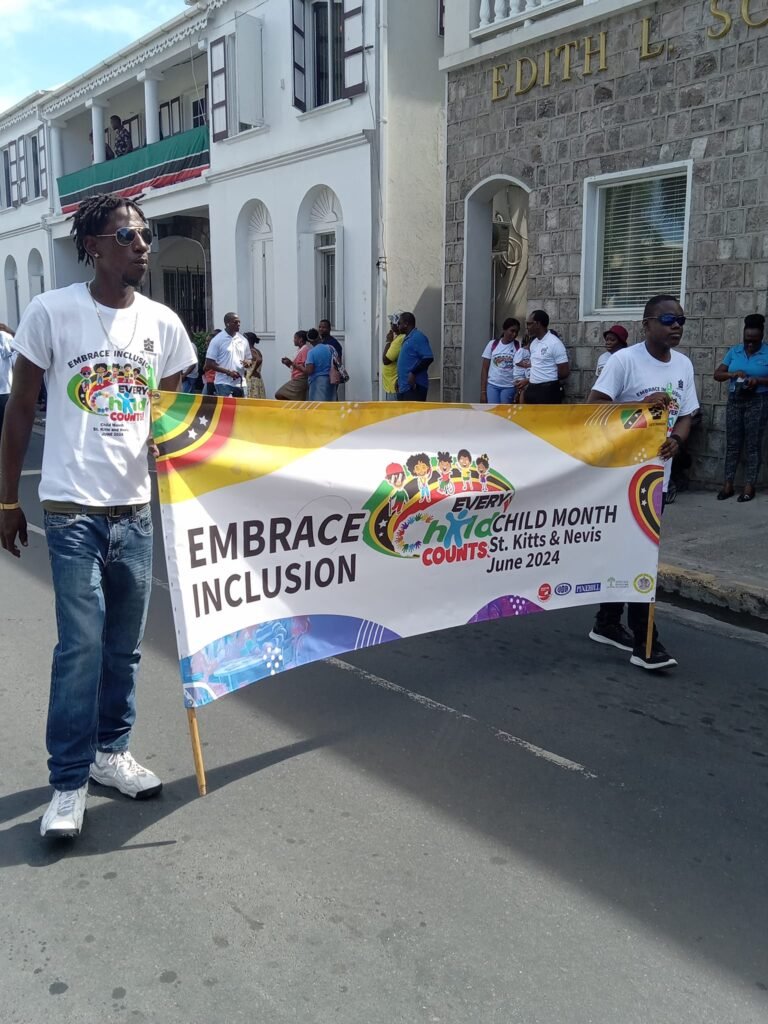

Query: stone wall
[[444, 0, 768, 484]]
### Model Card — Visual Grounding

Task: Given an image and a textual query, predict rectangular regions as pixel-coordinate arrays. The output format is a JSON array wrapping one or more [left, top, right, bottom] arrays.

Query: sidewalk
[[660, 488, 768, 621]]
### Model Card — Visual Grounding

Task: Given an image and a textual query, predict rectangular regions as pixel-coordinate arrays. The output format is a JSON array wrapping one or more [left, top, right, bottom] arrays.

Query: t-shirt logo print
[[144, 337, 155, 353], [67, 359, 154, 420]]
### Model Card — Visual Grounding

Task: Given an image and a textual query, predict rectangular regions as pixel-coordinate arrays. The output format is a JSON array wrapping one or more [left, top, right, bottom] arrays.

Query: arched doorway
[[4, 256, 19, 329], [296, 185, 344, 333], [462, 176, 530, 401], [28, 248, 45, 299], [235, 199, 274, 336]]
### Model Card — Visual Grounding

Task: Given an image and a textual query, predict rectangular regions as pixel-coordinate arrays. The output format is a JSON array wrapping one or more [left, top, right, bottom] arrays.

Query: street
[[2, 431, 768, 1024]]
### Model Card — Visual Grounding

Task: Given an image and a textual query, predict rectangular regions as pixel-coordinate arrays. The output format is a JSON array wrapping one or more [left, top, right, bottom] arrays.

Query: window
[[116, 115, 143, 151], [163, 267, 207, 334], [438, 0, 445, 36], [580, 163, 692, 319], [2, 142, 19, 207], [292, 0, 365, 112], [210, 16, 263, 142], [159, 98, 183, 139], [192, 90, 208, 128], [316, 232, 337, 324], [29, 128, 47, 198]]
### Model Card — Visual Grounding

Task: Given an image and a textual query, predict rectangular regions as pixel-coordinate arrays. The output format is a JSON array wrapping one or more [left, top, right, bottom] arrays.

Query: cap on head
[[603, 324, 628, 345]]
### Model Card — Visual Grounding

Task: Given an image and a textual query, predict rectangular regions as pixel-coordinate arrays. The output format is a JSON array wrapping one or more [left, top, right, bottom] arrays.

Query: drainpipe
[[374, 0, 389, 400]]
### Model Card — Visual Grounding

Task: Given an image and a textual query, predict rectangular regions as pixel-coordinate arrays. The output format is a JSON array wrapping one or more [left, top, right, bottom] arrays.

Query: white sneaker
[[40, 785, 88, 838], [90, 750, 162, 800]]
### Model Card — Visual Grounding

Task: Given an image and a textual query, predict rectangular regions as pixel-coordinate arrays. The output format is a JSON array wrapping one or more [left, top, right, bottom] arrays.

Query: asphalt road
[[2, 431, 767, 1024]]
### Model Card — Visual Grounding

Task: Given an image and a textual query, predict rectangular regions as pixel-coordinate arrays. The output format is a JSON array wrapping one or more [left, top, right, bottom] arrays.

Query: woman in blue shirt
[[298, 329, 335, 401], [714, 313, 768, 502]]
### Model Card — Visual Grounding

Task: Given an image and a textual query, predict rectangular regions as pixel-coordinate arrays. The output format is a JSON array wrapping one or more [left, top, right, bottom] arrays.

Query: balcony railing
[[57, 125, 210, 213], [473, 0, 587, 37]]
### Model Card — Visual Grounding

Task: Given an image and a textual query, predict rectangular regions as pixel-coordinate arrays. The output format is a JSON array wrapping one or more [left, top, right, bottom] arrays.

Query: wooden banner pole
[[645, 602, 656, 660], [186, 708, 207, 796]]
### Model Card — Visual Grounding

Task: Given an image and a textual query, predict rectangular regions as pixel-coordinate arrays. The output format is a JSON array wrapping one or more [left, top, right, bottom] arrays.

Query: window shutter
[[159, 102, 170, 140], [341, 0, 365, 98], [9, 140, 19, 206], [292, 0, 307, 112], [18, 137, 27, 204], [171, 97, 182, 135], [334, 225, 344, 330], [38, 127, 47, 197], [438, 0, 445, 36], [236, 13, 264, 128], [210, 36, 229, 141], [599, 175, 687, 308]]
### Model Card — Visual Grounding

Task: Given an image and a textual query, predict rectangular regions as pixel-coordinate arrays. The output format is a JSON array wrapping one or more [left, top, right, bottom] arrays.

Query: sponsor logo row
[[538, 574, 655, 602]]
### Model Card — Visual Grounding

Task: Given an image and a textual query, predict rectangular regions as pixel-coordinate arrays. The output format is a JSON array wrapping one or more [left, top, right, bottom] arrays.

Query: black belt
[[42, 501, 150, 517]]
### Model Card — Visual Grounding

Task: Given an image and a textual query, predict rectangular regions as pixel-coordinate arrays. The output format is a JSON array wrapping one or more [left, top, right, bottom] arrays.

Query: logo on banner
[[628, 466, 664, 545], [363, 450, 516, 562], [606, 576, 629, 590], [575, 582, 601, 594], [633, 573, 655, 594], [554, 582, 572, 596], [538, 583, 552, 602]]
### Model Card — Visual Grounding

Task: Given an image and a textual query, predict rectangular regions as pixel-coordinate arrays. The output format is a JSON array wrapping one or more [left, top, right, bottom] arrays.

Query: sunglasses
[[647, 314, 686, 327], [94, 226, 153, 247]]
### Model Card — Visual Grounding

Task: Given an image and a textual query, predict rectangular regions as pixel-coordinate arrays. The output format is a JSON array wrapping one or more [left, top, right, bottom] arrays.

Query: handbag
[[331, 354, 350, 385]]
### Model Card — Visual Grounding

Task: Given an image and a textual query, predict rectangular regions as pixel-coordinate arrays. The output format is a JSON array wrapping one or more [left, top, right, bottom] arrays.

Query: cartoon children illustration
[[111, 362, 122, 381], [406, 453, 433, 505], [93, 362, 108, 385], [457, 449, 473, 491], [476, 453, 490, 493], [437, 451, 455, 496], [385, 463, 409, 517], [122, 364, 135, 384]]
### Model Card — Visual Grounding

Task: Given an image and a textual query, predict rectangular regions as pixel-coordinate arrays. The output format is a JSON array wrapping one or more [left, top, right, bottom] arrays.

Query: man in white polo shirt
[[204, 312, 251, 397], [519, 309, 569, 404]]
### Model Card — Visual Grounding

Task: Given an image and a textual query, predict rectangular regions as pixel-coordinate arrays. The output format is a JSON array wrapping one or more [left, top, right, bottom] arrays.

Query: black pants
[[525, 381, 563, 404], [397, 385, 429, 402], [596, 602, 657, 648], [595, 493, 666, 647], [0, 392, 8, 438]]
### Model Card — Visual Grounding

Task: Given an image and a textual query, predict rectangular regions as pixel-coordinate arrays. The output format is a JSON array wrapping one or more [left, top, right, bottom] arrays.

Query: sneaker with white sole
[[89, 750, 162, 799], [629, 644, 678, 670], [589, 622, 634, 652], [40, 785, 88, 838]]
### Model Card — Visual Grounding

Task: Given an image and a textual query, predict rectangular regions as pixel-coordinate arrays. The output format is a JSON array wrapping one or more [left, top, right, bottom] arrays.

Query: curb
[[658, 562, 768, 621]]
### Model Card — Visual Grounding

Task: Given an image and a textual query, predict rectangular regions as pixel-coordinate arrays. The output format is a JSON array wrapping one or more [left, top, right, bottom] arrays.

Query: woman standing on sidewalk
[[714, 313, 768, 503]]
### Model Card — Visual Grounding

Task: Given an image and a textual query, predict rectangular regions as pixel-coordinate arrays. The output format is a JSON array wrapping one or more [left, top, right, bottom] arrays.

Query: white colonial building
[[0, 0, 446, 399]]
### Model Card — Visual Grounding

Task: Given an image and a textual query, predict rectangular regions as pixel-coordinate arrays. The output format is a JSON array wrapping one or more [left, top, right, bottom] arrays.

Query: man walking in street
[[0, 193, 196, 838], [519, 310, 569, 404], [396, 312, 434, 402], [205, 312, 251, 397], [587, 294, 699, 670]]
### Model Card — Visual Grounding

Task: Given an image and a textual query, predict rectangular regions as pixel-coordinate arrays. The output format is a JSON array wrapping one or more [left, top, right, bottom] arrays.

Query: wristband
[[0, 501, 20, 510], [669, 433, 683, 446]]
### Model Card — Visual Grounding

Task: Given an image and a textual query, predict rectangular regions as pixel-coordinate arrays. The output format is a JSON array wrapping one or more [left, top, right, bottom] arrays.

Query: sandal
[[716, 489, 735, 500]]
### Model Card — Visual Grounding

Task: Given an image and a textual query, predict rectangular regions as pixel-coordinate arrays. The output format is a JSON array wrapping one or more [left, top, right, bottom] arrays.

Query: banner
[[151, 396, 667, 709]]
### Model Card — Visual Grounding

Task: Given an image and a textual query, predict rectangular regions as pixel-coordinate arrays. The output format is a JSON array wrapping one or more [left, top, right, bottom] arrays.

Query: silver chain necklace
[[87, 281, 139, 349]]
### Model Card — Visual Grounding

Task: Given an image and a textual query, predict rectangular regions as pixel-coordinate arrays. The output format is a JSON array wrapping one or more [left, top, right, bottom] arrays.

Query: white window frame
[[315, 231, 337, 326], [580, 160, 693, 321], [293, 0, 364, 113]]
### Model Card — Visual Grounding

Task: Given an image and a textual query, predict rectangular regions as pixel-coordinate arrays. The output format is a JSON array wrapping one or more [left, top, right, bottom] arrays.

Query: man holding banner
[[0, 193, 196, 838], [588, 295, 699, 670]]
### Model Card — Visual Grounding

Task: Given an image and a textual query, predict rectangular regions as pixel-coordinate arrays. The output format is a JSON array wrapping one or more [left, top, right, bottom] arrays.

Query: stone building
[[441, 0, 768, 484]]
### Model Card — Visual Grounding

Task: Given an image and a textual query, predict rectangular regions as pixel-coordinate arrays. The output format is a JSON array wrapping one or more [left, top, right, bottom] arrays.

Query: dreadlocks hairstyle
[[69, 193, 147, 266]]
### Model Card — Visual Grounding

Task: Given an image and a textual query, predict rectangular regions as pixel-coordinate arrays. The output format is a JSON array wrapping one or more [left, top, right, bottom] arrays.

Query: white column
[[138, 71, 163, 145], [493, 0, 509, 22], [48, 122, 65, 182], [86, 99, 107, 163]]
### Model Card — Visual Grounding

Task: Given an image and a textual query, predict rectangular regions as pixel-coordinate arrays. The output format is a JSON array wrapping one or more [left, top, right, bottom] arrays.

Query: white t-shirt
[[206, 330, 251, 387], [594, 342, 699, 490], [0, 330, 14, 394], [529, 331, 569, 384], [481, 338, 518, 388], [595, 350, 612, 380], [513, 345, 531, 382], [13, 283, 195, 505]]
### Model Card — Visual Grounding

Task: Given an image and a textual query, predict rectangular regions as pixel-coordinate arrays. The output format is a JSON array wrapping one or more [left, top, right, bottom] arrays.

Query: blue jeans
[[215, 383, 243, 398], [44, 508, 154, 790], [384, 391, 398, 401], [397, 384, 429, 402], [486, 383, 516, 404], [308, 374, 334, 401]]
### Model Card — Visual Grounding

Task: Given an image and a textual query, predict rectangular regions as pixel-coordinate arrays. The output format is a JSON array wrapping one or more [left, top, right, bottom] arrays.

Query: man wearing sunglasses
[[0, 193, 196, 839], [586, 294, 699, 671]]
